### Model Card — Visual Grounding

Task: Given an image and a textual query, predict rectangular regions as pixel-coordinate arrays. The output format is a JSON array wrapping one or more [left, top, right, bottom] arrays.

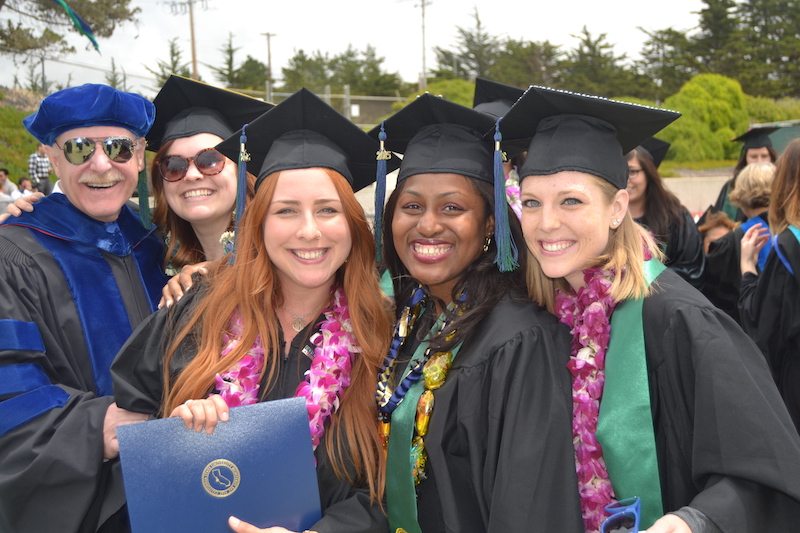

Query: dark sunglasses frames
[[55, 137, 137, 165], [157, 148, 226, 182]]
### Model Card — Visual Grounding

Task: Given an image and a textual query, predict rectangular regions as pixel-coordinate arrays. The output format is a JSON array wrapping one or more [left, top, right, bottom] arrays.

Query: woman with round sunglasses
[[147, 75, 273, 282], [110, 89, 392, 533], [502, 86, 800, 533], [371, 94, 582, 532]]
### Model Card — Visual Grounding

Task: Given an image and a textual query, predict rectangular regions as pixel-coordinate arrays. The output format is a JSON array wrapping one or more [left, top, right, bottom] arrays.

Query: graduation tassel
[[492, 118, 519, 272], [136, 168, 151, 229], [374, 121, 390, 263], [231, 124, 251, 263]]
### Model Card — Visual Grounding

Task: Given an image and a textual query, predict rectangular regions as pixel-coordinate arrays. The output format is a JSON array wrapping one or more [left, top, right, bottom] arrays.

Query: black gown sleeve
[[111, 288, 388, 533], [738, 230, 800, 431], [643, 271, 800, 532], [663, 208, 705, 290]]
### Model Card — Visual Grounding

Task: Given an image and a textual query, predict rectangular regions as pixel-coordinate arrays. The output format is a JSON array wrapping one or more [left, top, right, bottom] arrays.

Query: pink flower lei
[[213, 286, 357, 451], [554, 267, 618, 533]]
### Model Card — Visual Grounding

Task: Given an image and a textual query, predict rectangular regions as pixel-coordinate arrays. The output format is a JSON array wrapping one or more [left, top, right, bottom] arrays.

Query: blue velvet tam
[[23, 84, 156, 146]]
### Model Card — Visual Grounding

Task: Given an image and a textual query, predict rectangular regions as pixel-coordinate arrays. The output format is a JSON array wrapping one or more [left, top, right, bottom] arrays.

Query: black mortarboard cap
[[731, 127, 778, 150], [473, 77, 524, 119], [216, 88, 377, 192], [369, 93, 518, 271], [500, 86, 681, 189], [370, 93, 497, 184], [147, 75, 274, 152], [638, 137, 670, 168]]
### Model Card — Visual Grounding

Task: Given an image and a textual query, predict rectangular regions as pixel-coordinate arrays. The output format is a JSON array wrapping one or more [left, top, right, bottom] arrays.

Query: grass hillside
[[0, 89, 46, 185]]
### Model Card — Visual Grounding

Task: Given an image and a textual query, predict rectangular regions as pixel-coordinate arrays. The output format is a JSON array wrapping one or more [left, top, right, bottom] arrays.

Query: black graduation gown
[[394, 295, 583, 532], [701, 226, 743, 323], [638, 208, 705, 290], [110, 285, 388, 533], [0, 198, 166, 533], [738, 229, 800, 432], [641, 269, 800, 531]]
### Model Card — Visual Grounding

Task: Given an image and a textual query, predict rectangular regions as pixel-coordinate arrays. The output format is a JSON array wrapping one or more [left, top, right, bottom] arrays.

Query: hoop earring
[[483, 234, 493, 252]]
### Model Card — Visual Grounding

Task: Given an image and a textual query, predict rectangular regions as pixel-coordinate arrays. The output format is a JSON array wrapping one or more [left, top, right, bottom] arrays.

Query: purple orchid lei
[[214, 286, 357, 451], [554, 267, 618, 533], [505, 167, 522, 221]]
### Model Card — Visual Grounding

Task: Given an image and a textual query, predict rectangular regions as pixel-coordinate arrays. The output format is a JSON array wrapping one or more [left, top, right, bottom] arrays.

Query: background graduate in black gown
[[372, 94, 582, 532], [739, 138, 800, 433], [503, 85, 800, 533], [111, 89, 393, 533]]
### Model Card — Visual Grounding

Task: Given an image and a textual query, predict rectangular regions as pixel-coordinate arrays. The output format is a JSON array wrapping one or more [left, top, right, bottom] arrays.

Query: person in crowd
[[714, 127, 777, 222], [701, 162, 775, 323], [28, 142, 53, 195], [10, 176, 34, 199], [111, 88, 392, 533], [625, 142, 704, 288], [502, 85, 800, 533], [739, 139, 800, 432], [0, 167, 16, 211], [0, 84, 167, 533], [371, 93, 582, 532], [472, 77, 525, 219], [696, 208, 740, 321]]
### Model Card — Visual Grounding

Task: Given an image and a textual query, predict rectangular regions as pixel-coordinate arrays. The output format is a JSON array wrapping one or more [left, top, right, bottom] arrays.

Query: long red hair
[[151, 138, 256, 270], [161, 168, 390, 502]]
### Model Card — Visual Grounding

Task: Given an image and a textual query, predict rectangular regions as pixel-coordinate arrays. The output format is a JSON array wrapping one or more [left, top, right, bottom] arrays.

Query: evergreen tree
[[636, 28, 699, 103], [488, 39, 563, 88], [432, 9, 500, 80], [207, 33, 240, 87], [144, 38, 191, 90]]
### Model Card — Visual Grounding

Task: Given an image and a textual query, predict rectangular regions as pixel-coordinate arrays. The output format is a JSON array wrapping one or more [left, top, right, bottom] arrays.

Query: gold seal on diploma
[[202, 459, 241, 497]]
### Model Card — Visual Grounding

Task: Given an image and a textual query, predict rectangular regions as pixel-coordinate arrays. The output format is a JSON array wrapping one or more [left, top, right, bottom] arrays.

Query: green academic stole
[[386, 311, 463, 533], [596, 258, 666, 529]]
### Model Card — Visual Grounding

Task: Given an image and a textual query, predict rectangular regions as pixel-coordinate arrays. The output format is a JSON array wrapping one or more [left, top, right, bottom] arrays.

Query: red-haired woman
[[110, 89, 392, 533]]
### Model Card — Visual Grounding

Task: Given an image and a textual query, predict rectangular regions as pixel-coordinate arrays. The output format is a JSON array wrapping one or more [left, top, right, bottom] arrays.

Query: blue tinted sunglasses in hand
[[601, 497, 641, 533]]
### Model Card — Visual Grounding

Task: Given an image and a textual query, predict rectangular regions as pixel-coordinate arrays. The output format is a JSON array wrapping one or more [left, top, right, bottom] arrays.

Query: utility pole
[[167, 0, 209, 80], [418, 0, 431, 90], [261, 32, 276, 101]]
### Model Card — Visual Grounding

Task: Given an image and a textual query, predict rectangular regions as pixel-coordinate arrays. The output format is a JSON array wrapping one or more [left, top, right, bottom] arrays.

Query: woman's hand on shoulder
[[228, 516, 317, 533], [740, 223, 769, 276], [158, 261, 209, 309], [642, 514, 692, 533], [0, 191, 44, 222], [169, 394, 229, 434]]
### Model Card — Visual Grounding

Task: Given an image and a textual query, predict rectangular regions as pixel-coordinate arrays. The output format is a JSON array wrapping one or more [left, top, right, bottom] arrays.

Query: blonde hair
[[525, 176, 663, 312], [729, 162, 776, 210]]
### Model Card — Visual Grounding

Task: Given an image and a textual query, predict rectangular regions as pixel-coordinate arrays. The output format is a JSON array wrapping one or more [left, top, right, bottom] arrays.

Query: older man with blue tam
[[0, 84, 167, 533]]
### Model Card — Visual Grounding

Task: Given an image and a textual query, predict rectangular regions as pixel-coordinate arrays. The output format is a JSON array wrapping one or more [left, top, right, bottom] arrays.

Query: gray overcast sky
[[0, 0, 704, 97]]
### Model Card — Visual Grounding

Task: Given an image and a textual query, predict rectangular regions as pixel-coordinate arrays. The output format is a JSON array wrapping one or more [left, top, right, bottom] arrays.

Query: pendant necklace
[[282, 303, 323, 332]]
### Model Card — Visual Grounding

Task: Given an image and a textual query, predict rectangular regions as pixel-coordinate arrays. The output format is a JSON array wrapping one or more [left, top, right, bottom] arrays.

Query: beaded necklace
[[376, 285, 465, 484]]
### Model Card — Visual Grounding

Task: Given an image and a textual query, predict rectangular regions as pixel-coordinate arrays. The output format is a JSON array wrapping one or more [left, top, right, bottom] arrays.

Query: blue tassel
[[136, 168, 151, 229], [492, 118, 518, 272], [374, 121, 389, 263], [231, 124, 250, 264]]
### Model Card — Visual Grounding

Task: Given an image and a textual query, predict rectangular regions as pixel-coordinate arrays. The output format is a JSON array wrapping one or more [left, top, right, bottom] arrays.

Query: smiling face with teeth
[[262, 168, 352, 296], [161, 133, 237, 234], [47, 125, 145, 222], [391, 173, 493, 304], [520, 170, 628, 291]]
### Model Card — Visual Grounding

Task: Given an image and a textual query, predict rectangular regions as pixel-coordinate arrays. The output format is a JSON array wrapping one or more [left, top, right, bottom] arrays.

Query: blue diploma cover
[[117, 397, 321, 532]]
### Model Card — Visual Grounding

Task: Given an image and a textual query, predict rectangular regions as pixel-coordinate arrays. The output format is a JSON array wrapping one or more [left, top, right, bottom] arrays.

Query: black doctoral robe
[[640, 269, 800, 531], [738, 229, 800, 432], [392, 294, 583, 532], [110, 284, 388, 533], [701, 226, 743, 323], [0, 195, 166, 533]]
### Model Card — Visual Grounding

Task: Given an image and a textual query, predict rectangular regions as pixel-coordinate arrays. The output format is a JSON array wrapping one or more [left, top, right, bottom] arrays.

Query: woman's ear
[[610, 188, 629, 227]]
